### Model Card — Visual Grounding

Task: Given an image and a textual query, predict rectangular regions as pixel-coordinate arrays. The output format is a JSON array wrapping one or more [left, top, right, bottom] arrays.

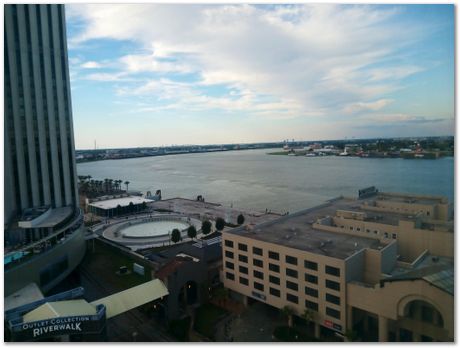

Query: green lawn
[[82, 239, 151, 290], [194, 303, 229, 339]]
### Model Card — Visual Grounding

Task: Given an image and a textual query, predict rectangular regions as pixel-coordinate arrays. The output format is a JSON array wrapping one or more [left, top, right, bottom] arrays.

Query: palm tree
[[125, 181, 130, 192], [302, 309, 314, 324], [282, 305, 295, 328], [171, 228, 181, 244]]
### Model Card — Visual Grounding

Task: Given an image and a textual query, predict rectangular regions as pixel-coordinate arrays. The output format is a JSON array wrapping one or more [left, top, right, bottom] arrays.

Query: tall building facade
[[4, 4, 78, 223], [4, 4, 85, 296]]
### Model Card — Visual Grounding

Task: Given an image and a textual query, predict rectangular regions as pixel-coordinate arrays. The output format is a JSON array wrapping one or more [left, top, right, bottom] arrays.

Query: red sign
[[324, 320, 333, 328]]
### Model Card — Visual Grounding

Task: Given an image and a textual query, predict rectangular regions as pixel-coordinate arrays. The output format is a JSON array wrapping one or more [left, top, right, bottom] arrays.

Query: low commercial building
[[221, 188, 453, 342], [143, 236, 223, 321], [87, 195, 154, 218]]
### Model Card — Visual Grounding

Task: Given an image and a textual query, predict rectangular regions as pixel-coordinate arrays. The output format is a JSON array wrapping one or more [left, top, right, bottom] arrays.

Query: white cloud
[[344, 99, 394, 114], [81, 61, 103, 69], [67, 4, 434, 119]]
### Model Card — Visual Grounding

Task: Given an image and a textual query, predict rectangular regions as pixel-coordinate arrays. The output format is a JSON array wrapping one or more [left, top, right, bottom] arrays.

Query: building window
[[305, 300, 318, 311], [239, 277, 249, 286], [286, 293, 298, 304], [254, 282, 264, 291], [349, 226, 353, 231], [421, 306, 434, 324], [305, 260, 318, 271], [286, 268, 298, 278], [326, 279, 340, 291], [326, 307, 341, 319], [239, 265, 248, 274], [286, 255, 298, 265], [305, 274, 318, 284], [238, 243, 248, 252], [392, 233, 397, 239], [269, 263, 280, 273], [357, 227, 361, 232], [239, 254, 248, 263], [225, 261, 234, 270], [325, 265, 340, 277], [286, 281, 298, 291], [225, 240, 234, 248], [254, 270, 264, 279], [226, 272, 235, 281], [253, 258, 263, 268], [326, 293, 341, 305], [366, 229, 370, 233], [374, 230, 379, 234], [270, 287, 280, 297], [253, 246, 263, 256], [269, 275, 280, 285], [225, 250, 234, 259], [305, 286, 318, 298], [384, 232, 389, 238], [269, 251, 279, 260]]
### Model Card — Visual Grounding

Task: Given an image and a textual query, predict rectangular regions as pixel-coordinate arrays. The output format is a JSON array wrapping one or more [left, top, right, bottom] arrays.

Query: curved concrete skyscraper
[[4, 4, 85, 296]]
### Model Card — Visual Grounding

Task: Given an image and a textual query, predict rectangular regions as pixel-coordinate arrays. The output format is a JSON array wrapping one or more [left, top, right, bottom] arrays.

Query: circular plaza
[[101, 214, 202, 249]]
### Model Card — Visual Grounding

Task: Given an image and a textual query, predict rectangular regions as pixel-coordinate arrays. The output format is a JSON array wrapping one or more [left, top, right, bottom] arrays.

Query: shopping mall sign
[[323, 319, 342, 332], [9, 313, 106, 341]]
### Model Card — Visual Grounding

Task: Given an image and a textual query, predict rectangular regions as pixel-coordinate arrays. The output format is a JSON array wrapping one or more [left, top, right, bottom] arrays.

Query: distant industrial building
[[4, 4, 85, 295], [222, 187, 453, 342]]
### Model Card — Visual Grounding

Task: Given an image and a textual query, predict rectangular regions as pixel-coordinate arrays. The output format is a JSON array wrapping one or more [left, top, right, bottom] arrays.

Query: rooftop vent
[[320, 242, 325, 247]]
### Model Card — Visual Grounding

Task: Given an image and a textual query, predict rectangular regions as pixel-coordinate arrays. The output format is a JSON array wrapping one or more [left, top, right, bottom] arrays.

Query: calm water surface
[[77, 149, 454, 213]]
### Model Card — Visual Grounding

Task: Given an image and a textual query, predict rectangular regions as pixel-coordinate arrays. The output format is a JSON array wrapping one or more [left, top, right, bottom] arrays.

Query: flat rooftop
[[88, 196, 154, 210], [227, 197, 386, 259], [375, 192, 447, 205], [153, 198, 280, 226], [18, 206, 73, 228]]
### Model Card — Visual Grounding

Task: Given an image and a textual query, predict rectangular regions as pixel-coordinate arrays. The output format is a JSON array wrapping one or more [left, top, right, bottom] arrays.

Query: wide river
[[78, 149, 454, 213]]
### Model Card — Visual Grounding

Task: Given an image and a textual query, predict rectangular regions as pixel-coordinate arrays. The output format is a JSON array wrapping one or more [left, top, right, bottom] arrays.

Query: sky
[[66, 4, 454, 149]]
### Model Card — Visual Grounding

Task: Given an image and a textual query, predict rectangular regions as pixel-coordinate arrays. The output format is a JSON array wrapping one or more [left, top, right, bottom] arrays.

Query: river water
[[77, 149, 454, 213]]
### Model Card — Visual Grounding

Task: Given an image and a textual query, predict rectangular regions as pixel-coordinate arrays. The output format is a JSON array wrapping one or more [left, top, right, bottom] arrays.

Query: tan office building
[[221, 188, 453, 342]]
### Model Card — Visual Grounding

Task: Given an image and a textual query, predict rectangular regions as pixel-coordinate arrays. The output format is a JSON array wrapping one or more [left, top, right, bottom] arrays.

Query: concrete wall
[[4, 225, 86, 296], [380, 241, 398, 274], [345, 250, 364, 283], [397, 221, 453, 261], [362, 249, 381, 285], [347, 279, 453, 340]]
